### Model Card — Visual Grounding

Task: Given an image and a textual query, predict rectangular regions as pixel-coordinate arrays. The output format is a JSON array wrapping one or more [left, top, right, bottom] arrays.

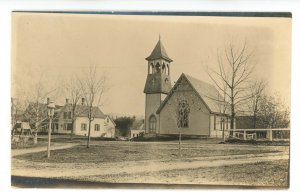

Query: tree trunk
[[87, 119, 91, 148], [230, 103, 235, 136], [70, 119, 74, 140], [222, 119, 225, 142], [179, 128, 182, 158], [47, 117, 52, 158], [253, 113, 257, 129]]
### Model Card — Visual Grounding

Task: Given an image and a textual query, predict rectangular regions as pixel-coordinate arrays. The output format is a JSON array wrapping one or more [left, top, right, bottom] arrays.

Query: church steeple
[[145, 37, 173, 62], [144, 38, 172, 94], [143, 37, 173, 134]]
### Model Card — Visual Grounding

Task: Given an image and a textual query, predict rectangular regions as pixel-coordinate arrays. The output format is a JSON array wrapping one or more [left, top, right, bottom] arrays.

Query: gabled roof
[[105, 115, 116, 126], [145, 39, 173, 62], [74, 105, 106, 119], [157, 73, 230, 115]]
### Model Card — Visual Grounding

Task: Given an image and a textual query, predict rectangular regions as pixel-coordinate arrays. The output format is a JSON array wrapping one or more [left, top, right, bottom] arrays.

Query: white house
[[74, 115, 116, 138], [53, 98, 116, 138]]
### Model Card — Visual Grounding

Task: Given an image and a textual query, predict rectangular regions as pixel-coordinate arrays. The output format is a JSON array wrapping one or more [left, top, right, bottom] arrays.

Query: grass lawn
[[15, 140, 286, 163], [12, 139, 289, 187]]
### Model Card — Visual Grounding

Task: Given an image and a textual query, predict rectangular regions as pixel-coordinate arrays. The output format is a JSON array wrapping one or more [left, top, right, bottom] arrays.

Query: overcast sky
[[12, 13, 291, 116]]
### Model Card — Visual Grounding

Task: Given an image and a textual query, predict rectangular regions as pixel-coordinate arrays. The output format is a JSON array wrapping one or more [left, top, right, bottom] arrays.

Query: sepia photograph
[[11, 12, 291, 188]]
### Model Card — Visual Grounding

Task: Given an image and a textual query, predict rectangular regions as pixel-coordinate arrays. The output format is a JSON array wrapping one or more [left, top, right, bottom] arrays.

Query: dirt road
[[11, 142, 289, 184]]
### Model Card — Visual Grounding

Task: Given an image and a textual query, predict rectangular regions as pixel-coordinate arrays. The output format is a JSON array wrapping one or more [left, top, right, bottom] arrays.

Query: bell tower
[[144, 37, 172, 134]]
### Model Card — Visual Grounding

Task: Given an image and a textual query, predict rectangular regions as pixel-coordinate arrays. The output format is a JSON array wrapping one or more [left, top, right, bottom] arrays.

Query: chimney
[[66, 98, 69, 105], [47, 97, 50, 105], [82, 98, 85, 105]]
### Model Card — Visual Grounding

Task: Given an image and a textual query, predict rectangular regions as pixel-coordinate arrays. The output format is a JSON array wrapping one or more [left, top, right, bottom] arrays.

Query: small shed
[[12, 122, 32, 136]]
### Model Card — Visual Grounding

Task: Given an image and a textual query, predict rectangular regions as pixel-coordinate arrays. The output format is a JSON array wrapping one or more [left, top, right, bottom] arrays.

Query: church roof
[[184, 74, 230, 114], [157, 73, 230, 115], [145, 39, 173, 62]]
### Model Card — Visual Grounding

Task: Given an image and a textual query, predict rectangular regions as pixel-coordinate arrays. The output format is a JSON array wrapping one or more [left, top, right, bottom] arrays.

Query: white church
[[143, 38, 231, 138]]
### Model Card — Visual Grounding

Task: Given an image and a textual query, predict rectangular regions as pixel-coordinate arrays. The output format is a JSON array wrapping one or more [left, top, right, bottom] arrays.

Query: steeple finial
[[159, 33, 161, 41]]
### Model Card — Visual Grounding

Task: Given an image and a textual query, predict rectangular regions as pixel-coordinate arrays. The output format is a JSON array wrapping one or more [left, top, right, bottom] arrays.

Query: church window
[[155, 62, 161, 73], [149, 115, 157, 133], [177, 99, 190, 128], [167, 64, 169, 75], [150, 63, 154, 74], [162, 63, 166, 74]]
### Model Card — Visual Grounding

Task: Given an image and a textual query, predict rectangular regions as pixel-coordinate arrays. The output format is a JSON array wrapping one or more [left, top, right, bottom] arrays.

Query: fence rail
[[228, 128, 290, 141]]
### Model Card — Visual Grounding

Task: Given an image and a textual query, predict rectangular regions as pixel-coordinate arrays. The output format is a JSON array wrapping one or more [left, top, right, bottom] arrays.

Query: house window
[[177, 99, 190, 128], [63, 123, 72, 131], [64, 112, 67, 119], [64, 111, 72, 119], [67, 123, 72, 131], [81, 123, 87, 131], [95, 124, 100, 131]]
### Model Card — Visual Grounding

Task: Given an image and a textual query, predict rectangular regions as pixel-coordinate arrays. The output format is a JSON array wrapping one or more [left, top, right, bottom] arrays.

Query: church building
[[144, 38, 231, 138]]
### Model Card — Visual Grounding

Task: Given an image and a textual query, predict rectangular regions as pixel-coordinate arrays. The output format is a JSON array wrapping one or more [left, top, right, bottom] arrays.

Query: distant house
[[12, 122, 32, 136], [23, 98, 116, 138], [130, 119, 145, 138], [23, 100, 62, 132]]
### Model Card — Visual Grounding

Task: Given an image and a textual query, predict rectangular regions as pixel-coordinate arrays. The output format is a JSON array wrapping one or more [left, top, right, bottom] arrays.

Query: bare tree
[[247, 79, 267, 129], [63, 76, 83, 138], [11, 98, 25, 127], [79, 65, 109, 148], [23, 80, 60, 132], [207, 41, 255, 134], [163, 80, 205, 157]]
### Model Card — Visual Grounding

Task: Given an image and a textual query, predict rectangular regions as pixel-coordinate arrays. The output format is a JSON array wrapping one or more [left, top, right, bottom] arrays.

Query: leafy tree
[[257, 93, 290, 129], [114, 116, 136, 137]]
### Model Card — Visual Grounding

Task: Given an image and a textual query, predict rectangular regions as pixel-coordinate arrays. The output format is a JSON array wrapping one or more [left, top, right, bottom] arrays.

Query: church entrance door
[[149, 115, 157, 133]]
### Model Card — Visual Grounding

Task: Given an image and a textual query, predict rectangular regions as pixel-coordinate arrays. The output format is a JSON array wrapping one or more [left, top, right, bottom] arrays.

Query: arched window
[[162, 63, 166, 74], [150, 63, 154, 74], [177, 99, 190, 128], [155, 62, 161, 73], [167, 64, 170, 75], [149, 114, 157, 133]]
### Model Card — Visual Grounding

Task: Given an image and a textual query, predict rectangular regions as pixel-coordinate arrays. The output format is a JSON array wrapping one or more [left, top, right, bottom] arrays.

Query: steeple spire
[[145, 37, 173, 62]]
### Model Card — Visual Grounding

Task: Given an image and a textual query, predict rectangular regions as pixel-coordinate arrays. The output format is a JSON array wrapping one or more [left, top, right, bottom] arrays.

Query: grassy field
[[12, 138, 289, 187], [14, 139, 285, 163]]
